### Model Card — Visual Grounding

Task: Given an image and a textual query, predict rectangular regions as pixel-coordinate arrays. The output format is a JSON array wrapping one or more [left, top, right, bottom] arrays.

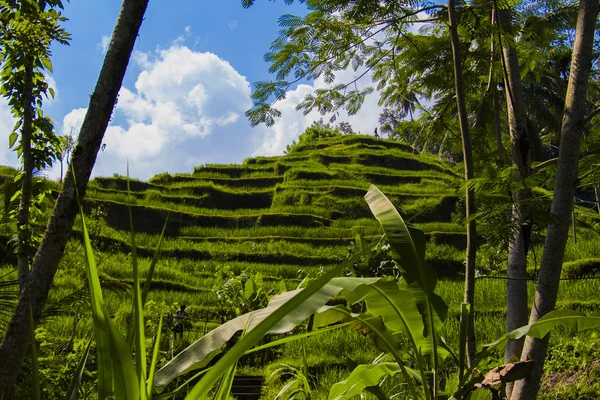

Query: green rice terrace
[[2, 134, 600, 399]]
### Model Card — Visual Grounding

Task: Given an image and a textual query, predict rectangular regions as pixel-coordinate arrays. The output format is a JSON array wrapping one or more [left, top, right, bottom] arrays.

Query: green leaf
[[329, 362, 404, 400], [364, 185, 447, 399], [527, 310, 600, 337], [364, 185, 429, 288], [9, 132, 17, 148], [147, 314, 163, 400], [79, 201, 139, 399], [245, 277, 257, 300], [41, 57, 53, 73], [469, 388, 493, 400], [64, 338, 92, 400], [478, 310, 600, 361]]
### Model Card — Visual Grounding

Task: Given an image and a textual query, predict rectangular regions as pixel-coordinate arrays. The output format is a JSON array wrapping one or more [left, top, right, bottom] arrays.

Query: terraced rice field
[[1, 134, 599, 399]]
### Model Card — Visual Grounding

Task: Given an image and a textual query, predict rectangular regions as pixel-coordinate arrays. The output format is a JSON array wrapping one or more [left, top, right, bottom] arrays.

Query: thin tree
[[447, 0, 477, 367], [495, 6, 532, 370], [0, 0, 69, 291], [0, 0, 149, 392], [511, 0, 600, 398], [58, 129, 76, 183]]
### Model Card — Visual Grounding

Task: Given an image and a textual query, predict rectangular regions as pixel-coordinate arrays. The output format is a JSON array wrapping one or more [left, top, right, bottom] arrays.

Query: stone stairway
[[231, 375, 264, 400]]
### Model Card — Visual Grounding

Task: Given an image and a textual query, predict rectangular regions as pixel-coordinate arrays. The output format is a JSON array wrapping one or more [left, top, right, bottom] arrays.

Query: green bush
[[286, 124, 342, 153], [562, 258, 600, 278]]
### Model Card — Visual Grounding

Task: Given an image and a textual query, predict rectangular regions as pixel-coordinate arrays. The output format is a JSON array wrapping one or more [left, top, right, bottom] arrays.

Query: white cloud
[[253, 67, 382, 156], [45, 74, 59, 104], [98, 35, 110, 53], [62, 45, 253, 179], [0, 99, 17, 165], [228, 20, 238, 30], [59, 42, 383, 180], [184, 26, 192, 36], [62, 107, 87, 137]]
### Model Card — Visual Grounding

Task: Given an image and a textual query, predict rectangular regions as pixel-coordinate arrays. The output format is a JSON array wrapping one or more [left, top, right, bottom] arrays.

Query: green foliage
[[286, 121, 342, 154], [213, 272, 274, 322], [0, 0, 70, 169]]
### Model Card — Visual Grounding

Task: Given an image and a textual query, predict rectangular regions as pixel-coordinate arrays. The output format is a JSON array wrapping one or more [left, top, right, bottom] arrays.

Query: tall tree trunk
[[496, 8, 531, 379], [448, 0, 477, 367], [511, 0, 600, 398], [16, 59, 35, 292], [0, 0, 149, 393]]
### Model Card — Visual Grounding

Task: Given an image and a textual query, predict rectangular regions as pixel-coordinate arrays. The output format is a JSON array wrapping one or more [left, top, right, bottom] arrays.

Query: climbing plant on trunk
[[0, 0, 70, 291]]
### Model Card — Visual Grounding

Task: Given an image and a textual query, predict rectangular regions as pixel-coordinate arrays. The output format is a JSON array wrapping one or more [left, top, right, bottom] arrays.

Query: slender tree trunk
[[448, 0, 477, 367], [496, 9, 531, 381], [16, 59, 35, 292], [0, 0, 149, 393], [511, 1, 600, 398], [487, 10, 505, 154], [493, 90, 504, 152]]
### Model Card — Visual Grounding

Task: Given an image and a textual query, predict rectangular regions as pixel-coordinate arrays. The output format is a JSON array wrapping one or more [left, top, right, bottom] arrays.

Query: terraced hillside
[[2, 134, 600, 399], [82, 135, 466, 292]]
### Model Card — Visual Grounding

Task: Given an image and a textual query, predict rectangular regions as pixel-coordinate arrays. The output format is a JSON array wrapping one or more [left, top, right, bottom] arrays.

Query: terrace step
[[231, 376, 264, 400]]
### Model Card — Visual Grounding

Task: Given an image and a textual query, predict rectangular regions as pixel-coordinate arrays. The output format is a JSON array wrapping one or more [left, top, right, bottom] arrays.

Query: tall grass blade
[[64, 338, 92, 400], [79, 210, 113, 399], [29, 303, 41, 400], [147, 314, 164, 400], [79, 205, 139, 399], [73, 164, 138, 398], [127, 165, 148, 400], [142, 214, 169, 306]]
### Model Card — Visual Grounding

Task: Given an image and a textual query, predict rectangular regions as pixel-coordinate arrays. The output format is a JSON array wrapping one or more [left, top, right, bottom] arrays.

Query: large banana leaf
[[364, 185, 447, 388], [153, 268, 380, 390], [328, 362, 420, 400], [478, 310, 600, 359]]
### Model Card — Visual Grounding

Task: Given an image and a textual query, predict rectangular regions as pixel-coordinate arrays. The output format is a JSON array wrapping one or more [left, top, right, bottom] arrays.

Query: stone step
[[231, 376, 264, 400]]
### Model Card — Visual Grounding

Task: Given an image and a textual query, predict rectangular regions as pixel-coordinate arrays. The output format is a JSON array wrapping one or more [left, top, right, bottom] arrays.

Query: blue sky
[[0, 1, 383, 179]]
